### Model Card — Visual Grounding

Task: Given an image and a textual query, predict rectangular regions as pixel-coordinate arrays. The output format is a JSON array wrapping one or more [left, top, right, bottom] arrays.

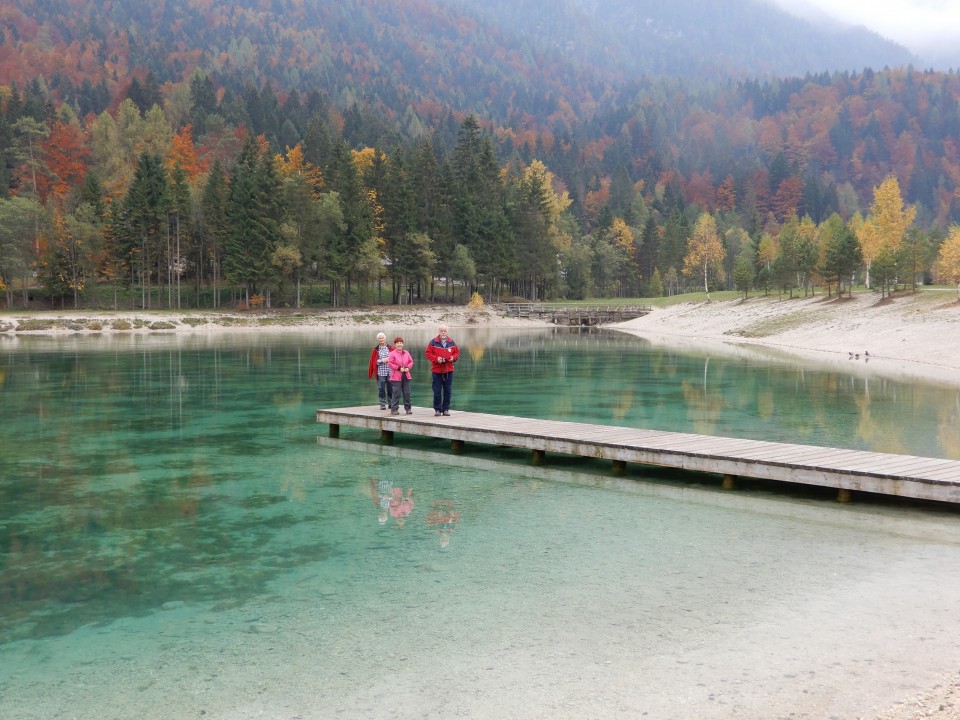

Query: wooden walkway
[[315, 406, 960, 504]]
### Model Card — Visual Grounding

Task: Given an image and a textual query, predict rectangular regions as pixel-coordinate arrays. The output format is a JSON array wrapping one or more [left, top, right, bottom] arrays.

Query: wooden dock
[[315, 406, 960, 505]]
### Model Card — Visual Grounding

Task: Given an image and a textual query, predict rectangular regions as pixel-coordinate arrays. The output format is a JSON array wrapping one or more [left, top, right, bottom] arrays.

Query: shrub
[[467, 292, 485, 310]]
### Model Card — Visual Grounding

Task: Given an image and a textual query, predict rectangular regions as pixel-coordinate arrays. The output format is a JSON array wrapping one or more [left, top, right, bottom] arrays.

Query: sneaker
[[442, 411, 451, 416], [390, 410, 399, 415], [434, 410, 442, 416], [380, 405, 386, 410], [405, 410, 412, 415]]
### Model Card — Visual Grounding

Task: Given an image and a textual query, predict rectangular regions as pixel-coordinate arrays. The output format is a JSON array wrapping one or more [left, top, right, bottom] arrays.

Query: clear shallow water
[[2, 328, 960, 719]]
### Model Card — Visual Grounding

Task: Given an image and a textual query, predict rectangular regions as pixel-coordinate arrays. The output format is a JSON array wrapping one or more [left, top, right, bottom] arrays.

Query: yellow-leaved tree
[[857, 176, 916, 290], [937, 225, 960, 300], [683, 212, 726, 300], [607, 217, 636, 297]]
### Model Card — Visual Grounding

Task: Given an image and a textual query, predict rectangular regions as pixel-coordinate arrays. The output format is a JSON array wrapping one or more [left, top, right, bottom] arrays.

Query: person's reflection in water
[[426, 499, 461, 548], [368, 476, 394, 525], [389, 487, 415, 527]]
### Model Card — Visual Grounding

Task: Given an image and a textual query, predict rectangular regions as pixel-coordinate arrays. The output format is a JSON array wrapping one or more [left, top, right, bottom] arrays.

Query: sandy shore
[[4, 293, 960, 719], [0, 304, 551, 335], [613, 290, 960, 389]]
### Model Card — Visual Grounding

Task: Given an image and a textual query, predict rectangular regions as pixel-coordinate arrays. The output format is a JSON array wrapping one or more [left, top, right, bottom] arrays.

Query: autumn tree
[[39, 120, 89, 205], [683, 212, 726, 299], [605, 217, 637, 297], [167, 125, 207, 181], [857, 177, 916, 289], [716, 175, 737, 213], [937, 225, 960, 300]]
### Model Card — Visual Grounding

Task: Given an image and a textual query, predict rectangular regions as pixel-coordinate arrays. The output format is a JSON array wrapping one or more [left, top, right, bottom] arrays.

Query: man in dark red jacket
[[425, 324, 459, 416]]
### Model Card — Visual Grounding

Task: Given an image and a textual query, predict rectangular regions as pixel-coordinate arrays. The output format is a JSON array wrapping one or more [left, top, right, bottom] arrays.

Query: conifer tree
[[818, 213, 863, 298], [450, 116, 511, 298], [323, 140, 377, 306], [117, 153, 169, 308], [199, 159, 229, 308], [225, 136, 284, 306]]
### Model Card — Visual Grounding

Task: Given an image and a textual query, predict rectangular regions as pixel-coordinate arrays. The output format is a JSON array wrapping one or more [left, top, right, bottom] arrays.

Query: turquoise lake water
[[2, 327, 960, 719]]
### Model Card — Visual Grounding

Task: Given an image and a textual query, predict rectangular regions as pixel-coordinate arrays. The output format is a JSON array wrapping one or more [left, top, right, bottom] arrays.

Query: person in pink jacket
[[387, 337, 414, 415]]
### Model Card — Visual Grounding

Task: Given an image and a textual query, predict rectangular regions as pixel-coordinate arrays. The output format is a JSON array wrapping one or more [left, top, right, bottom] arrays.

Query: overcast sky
[[772, 0, 960, 57]]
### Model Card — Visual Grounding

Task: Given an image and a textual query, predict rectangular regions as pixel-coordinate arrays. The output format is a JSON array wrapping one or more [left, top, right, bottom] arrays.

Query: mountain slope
[[0, 0, 918, 131], [440, 0, 917, 79]]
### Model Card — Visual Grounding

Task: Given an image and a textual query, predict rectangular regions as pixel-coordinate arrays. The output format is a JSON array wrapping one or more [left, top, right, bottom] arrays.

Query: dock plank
[[316, 407, 960, 503]]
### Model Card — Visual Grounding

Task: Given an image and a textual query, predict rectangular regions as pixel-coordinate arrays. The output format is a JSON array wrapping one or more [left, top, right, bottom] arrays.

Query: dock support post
[[837, 488, 852, 503], [722, 474, 736, 490], [532, 449, 546, 465], [451, 439, 465, 453], [329, 423, 340, 439], [381, 429, 394, 446], [612, 460, 626, 475]]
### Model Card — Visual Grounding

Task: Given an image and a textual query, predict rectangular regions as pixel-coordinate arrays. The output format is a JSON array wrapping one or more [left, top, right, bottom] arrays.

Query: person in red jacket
[[367, 332, 392, 410], [425, 324, 459, 416]]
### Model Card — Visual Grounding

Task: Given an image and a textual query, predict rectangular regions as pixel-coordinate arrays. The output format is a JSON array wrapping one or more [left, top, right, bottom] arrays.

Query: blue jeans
[[432, 372, 453, 412], [377, 377, 392, 407]]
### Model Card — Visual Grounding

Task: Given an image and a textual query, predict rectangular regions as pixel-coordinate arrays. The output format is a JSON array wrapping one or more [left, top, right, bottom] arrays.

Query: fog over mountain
[[768, 0, 960, 69], [441, 0, 918, 78]]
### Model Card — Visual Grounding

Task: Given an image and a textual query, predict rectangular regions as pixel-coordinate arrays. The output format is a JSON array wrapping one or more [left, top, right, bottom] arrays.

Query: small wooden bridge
[[501, 303, 652, 325], [316, 406, 960, 505]]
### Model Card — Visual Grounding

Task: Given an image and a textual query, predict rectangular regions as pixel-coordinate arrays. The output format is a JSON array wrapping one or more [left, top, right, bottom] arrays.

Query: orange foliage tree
[[166, 124, 208, 180], [39, 121, 89, 205]]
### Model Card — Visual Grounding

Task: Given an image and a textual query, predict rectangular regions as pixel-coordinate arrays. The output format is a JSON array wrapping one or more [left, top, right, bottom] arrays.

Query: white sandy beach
[[612, 291, 960, 389]]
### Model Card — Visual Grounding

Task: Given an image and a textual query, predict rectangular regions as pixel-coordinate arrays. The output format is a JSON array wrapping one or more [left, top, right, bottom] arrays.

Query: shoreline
[[3, 292, 959, 388]]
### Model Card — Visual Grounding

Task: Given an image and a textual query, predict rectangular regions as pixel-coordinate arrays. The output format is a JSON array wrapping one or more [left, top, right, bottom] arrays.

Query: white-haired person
[[367, 332, 392, 410], [425, 324, 460, 416]]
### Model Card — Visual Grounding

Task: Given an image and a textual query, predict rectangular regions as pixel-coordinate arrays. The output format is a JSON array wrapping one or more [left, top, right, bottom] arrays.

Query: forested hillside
[[2, 0, 959, 312]]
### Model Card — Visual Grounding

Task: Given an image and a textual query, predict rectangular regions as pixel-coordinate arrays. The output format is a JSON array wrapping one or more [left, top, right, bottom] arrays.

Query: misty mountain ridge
[[440, 0, 919, 79]]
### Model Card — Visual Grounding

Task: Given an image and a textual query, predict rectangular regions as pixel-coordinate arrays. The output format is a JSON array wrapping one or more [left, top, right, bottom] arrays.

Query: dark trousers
[[390, 376, 411, 411], [432, 371, 453, 412]]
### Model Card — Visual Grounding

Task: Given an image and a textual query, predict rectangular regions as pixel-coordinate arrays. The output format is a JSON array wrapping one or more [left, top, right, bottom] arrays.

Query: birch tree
[[683, 212, 726, 299]]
